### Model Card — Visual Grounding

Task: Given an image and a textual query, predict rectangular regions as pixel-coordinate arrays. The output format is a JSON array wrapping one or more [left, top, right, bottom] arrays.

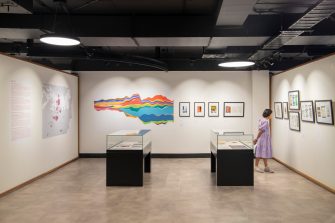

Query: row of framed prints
[[179, 102, 245, 117], [274, 100, 334, 131]]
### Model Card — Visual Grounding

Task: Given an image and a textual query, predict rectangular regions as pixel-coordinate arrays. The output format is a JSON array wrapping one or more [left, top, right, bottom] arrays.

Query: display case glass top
[[108, 129, 151, 136], [211, 130, 253, 150], [107, 129, 151, 150]]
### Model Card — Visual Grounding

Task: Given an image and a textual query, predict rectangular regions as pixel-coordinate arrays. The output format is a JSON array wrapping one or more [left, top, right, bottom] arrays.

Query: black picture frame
[[315, 100, 334, 125], [208, 102, 219, 117], [300, 100, 315, 123], [223, 102, 245, 117], [283, 102, 289, 119], [289, 111, 301, 131], [179, 102, 190, 117], [274, 102, 283, 119], [288, 90, 300, 110], [194, 102, 205, 117]]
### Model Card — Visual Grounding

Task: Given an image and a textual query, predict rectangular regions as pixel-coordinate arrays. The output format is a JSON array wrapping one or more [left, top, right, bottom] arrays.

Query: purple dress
[[255, 118, 272, 158]]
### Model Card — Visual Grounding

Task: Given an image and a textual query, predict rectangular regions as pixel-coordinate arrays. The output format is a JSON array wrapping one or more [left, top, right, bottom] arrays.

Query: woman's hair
[[262, 109, 273, 118]]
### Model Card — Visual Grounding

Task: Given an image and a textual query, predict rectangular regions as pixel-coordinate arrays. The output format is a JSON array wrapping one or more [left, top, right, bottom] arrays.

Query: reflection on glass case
[[211, 130, 253, 150], [106, 130, 151, 150]]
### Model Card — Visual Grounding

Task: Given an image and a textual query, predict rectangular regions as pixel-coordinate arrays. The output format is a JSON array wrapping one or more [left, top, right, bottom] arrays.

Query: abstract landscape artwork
[[94, 94, 174, 125]]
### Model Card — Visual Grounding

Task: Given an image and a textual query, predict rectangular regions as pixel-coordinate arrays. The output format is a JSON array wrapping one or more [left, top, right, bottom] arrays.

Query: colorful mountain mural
[[94, 94, 174, 125]]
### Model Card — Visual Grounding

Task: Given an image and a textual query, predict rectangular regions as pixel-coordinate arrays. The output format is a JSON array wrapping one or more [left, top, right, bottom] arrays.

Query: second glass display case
[[210, 130, 254, 186]]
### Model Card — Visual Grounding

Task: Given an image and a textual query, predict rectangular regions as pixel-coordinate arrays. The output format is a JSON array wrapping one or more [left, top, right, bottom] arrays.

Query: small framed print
[[208, 102, 219, 117], [224, 102, 244, 117], [283, 102, 289, 119], [315, 100, 334, 125], [289, 111, 300, 131], [179, 102, 190, 117], [274, 102, 283, 119], [300, 101, 315, 123], [288, 90, 300, 110], [194, 102, 205, 117]]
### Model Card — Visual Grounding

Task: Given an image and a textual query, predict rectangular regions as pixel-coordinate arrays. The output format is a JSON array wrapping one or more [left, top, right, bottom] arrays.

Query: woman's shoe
[[255, 167, 264, 173], [264, 167, 274, 173]]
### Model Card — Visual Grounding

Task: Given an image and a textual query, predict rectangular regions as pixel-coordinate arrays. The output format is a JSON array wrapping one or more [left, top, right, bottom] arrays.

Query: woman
[[253, 109, 274, 173]]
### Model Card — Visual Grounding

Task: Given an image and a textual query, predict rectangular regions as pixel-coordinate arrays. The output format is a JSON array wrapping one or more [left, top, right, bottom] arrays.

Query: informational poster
[[10, 80, 32, 141], [42, 84, 72, 138]]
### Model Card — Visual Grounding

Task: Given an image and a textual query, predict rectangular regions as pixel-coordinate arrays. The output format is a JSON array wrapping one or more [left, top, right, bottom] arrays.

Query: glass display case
[[106, 129, 152, 187], [106, 129, 151, 150], [210, 130, 254, 186], [211, 130, 253, 150]]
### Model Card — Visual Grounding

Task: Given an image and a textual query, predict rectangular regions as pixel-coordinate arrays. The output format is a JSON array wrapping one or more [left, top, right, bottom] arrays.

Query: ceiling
[[0, 0, 335, 72]]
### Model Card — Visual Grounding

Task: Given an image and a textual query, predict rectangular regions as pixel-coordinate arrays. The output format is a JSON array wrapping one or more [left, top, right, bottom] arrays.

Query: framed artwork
[[288, 90, 300, 110], [283, 102, 289, 119], [274, 102, 283, 119], [179, 102, 190, 117], [300, 101, 315, 123], [194, 102, 205, 117], [289, 111, 300, 131], [315, 100, 334, 125], [224, 102, 245, 117], [208, 102, 219, 117]]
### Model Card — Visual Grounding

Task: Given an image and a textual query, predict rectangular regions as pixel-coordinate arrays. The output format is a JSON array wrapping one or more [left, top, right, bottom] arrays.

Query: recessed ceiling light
[[40, 34, 80, 46], [218, 61, 255, 68]]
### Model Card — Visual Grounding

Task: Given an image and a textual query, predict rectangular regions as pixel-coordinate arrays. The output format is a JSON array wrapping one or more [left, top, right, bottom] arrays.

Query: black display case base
[[211, 143, 254, 186], [106, 143, 151, 187]]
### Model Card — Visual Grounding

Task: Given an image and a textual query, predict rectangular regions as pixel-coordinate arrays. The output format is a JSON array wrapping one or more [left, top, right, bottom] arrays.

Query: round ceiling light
[[40, 34, 80, 46], [218, 61, 255, 68]]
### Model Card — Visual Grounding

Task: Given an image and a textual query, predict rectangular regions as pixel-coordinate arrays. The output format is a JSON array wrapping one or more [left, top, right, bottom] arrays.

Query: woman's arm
[[253, 129, 264, 145]]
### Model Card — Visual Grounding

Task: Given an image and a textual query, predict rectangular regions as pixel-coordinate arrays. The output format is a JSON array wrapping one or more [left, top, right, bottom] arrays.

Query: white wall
[[80, 71, 269, 154], [0, 54, 78, 194], [272, 54, 335, 190], [252, 70, 270, 137]]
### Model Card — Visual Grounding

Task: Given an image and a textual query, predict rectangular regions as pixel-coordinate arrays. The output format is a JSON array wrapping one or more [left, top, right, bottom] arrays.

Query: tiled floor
[[0, 158, 334, 223]]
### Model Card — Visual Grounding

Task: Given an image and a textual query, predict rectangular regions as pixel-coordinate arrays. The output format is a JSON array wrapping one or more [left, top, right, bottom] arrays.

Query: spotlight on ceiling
[[218, 61, 255, 68], [40, 34, 80, 46]]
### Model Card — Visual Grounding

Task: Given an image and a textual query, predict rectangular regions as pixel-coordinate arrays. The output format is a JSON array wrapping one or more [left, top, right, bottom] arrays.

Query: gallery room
[[0, 0, 335, 222]]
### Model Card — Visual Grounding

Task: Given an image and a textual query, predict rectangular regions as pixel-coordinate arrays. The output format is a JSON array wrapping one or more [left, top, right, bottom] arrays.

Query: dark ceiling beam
[[30, 58, 256, 71], [30, 57, 317, 72], [1, 43, 334, 57], [268, 58, 313, 71], [11, 0, 33, 13], [1, 13, 333, 37], [0, 14, 216, 37]]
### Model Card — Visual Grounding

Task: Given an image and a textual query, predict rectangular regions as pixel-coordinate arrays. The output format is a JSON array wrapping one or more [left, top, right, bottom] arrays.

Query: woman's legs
[[263, 158, 268, 167], [255, 158, 264, 172], [263, 159, 274, 173]]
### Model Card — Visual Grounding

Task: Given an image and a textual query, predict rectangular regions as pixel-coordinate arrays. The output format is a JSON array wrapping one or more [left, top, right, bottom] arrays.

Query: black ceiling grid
[[0, 0, 334, 71]]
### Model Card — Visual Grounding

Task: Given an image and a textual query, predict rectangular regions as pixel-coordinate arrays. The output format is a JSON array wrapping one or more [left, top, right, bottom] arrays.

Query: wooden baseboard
[[0, 157, 79, 198], [272, 157, 335, 194]]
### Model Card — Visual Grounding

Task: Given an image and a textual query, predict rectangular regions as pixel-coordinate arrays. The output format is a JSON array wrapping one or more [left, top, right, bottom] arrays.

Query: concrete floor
[[0, 158, 334, 223]]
